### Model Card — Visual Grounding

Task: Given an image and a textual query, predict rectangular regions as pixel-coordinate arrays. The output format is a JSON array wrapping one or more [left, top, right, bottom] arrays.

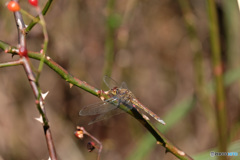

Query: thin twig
[[101, 0, 116, 88], [19, 7, 49, 82], [0, 59, 23, 68], [75, 126, 103, 160], [25, 0, 53, 33], [35, 6, 49, 82], [1, 42, 193, 159], [178, 0, 215, 127], [12, 0, 57, 159]]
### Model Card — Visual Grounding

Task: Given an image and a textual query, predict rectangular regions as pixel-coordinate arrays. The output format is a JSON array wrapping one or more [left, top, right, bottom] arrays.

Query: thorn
[[178, 150, 186, 156], [46, 56, 51, 60], [48, 157, 52, 160], [156, 141, 163, 145], [35, 116, 43, 124], [142, 114, 150, 121], [100, 96, 105, 101], [39, 101, 44, 109], [165, 148, 170, 154], [41, 91, 49, 100], [69, 83, 73, 88], [157, 119, 166, 125]]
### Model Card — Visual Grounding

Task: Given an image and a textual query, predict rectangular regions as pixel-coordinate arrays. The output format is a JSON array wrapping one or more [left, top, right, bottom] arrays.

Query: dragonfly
[[79, 76, 166, 125]]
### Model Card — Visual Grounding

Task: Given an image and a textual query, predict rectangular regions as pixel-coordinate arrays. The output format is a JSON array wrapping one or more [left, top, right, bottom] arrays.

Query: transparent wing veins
[[88, 108, 125, 125], [79, 98, 118, 116], [103, 76, 119, 89]]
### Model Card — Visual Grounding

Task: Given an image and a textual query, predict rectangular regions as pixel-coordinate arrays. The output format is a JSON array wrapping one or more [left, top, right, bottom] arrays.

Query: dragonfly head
[[110, 87, 119, 96]]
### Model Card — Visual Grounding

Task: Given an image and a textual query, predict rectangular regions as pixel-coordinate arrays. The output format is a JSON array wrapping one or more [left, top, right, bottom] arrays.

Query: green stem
[[25, 0, 53, 33], [0, 40, 193, 159], [206, 0, 228, 155], [0, 59, 23, 68], [35, 6, 49, 83], [178, 0, 214, 127], [20, 7, 49, 98], [29, 52, 100, 96], [102, 0, 116, 88], [20, 9, 39, 22]]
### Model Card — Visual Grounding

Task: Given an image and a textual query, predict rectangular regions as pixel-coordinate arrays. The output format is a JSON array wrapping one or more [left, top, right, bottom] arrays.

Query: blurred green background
[[0, 0, 240, 160]]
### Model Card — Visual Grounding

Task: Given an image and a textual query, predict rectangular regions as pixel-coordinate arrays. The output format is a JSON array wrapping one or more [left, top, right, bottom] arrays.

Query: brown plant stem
[[206, 0, 228, 157], [12, 0, 57, 159], [178, 0, 215, 128], [0, 42, 193, 159], [75, 126, 103, 160], [0, 59, 23, 68]]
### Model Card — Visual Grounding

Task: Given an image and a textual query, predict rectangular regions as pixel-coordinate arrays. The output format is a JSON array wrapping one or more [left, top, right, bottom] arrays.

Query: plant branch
[[35, 6, 49, 83], [101, 0, 117, 88], [19, 7, 49, 83], [25, 0, 53, 33], [0, 59, 23, 68], [0, 40, 193, 159], [178, 0, 215, 127], [124, 103, 193, 160], [75, 126, 103, 160], [206, 0, 228, 156], [12, 0, 57, 159]]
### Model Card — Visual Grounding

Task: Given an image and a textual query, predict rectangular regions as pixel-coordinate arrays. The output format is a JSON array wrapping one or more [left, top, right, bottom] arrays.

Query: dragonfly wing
[[103, 76, 119, 89], [120, 82, 128, 89], [88, 108, 125, 125], [79, 101, 117, 116]]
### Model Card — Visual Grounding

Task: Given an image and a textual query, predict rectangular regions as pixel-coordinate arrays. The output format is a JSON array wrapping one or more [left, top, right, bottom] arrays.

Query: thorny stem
[[0, 42, 193, 159], [123, 103, 193, 160], [0, 59, 23, 68], [11, 0, 57, 159], [20, 7, 49, 84], [1, 1, 193, 159]]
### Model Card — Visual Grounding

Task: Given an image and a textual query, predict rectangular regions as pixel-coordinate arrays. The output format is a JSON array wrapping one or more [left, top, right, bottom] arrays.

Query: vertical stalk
[[25, 0, 53, 33], [102, 0, 116, 88], [12, 0, 57, 159], [206, 0, 228, 156], [223, 0, 240, 142], [178, 0, 214, 126]]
